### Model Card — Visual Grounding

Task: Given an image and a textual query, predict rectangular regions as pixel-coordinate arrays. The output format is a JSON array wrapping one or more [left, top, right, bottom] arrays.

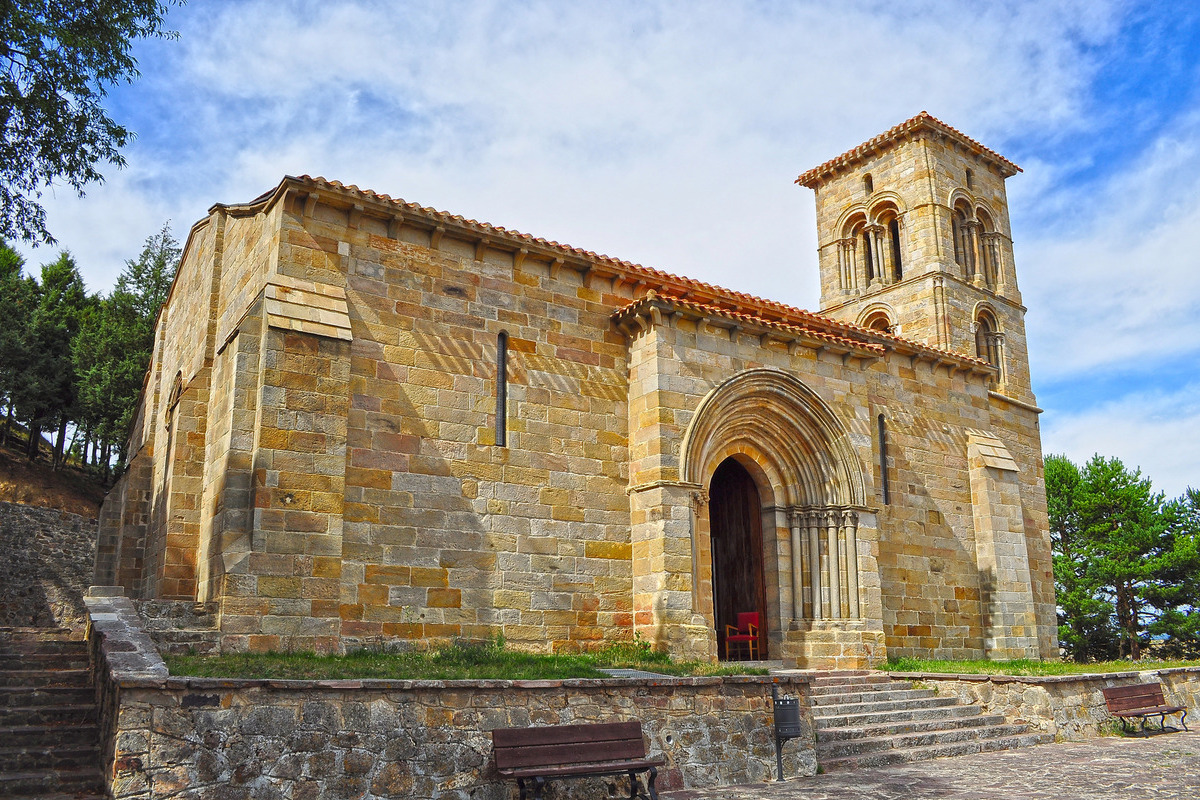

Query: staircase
[[0, 628, 104, 799], [809, 670, 1052, 771]]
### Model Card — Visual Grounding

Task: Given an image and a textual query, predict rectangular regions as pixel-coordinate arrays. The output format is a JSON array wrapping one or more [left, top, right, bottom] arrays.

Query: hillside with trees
[[0, 224, 179, 486]]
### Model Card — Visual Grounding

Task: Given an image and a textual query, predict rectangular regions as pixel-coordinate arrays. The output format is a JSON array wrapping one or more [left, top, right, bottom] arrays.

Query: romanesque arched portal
[[679, 368, 883, 667]]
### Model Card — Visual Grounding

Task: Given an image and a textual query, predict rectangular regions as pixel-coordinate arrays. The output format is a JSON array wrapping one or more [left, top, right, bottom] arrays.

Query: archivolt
[[681, 368, 865, 508]]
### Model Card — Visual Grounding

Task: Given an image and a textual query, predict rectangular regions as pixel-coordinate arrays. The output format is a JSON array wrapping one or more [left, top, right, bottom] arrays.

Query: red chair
[[724, 611, 759, 661]]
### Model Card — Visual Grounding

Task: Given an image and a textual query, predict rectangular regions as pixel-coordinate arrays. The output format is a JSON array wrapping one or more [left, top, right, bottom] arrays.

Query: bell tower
[[796, 112, 1033, 404]]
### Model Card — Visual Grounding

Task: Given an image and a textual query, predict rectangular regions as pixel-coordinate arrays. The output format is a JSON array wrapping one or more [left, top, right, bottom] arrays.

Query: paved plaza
[[662, 731, 1200, 800]]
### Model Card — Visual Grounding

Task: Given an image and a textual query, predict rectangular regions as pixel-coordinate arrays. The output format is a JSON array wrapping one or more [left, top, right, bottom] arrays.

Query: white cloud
[[1021, 108, 1200, 381], [1042, 382, 1200, 499]]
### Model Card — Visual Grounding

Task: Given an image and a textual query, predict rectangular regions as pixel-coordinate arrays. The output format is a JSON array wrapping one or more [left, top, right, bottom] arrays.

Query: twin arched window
[[975, 310, 1003, 381], [952, 201, 1002, 289], [837, 202, 904, 292]]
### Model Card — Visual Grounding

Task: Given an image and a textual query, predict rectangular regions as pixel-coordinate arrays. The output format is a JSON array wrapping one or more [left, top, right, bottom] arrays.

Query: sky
[[13, 0, 1200, 498]]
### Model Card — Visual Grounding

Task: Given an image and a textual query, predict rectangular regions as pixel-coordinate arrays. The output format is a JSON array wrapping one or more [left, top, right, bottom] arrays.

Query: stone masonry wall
[[907, 668, 1200, 740], [0, 501, 98, 628], [86, 591, 817, 800]]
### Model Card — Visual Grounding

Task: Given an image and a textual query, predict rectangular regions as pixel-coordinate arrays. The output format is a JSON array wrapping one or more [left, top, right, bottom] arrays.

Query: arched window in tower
[[952, 202, 975, 280], [839, 214, 866, 292], [873, 204, 902, 284], [863, 174, 874, 194], [977, 208, 999, 288], [975, 310, 1004, 382], [889, 218, 903, 281]]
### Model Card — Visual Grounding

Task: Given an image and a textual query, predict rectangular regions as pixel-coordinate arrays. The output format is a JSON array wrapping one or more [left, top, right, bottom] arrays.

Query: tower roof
[[795, 112, 1022, 188]]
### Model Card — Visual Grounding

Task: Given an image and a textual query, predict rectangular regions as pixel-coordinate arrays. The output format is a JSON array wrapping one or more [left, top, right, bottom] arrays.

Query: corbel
[[514, 248, 529, 271], [349, 204, 364, 230], [579, 263, 593, 289], [787, 339, 803, 357], [387, 213, 403, 239], [549, 257, 565, 281], [304, 192, 319, 219], [430, 226, 446, 249], [475, 238, 490, 262]]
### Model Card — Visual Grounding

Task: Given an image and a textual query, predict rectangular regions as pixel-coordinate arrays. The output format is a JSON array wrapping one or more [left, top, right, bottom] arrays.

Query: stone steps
[[0, 668, 91, 687], [809, 672, 1050, 773], [0, 628, 103, 798], [818, 732, 1054, 772], [810, 686, 933, 704], [816, 722, 1036, 759], [816, 700, 983, 729], [0, 767, 105, 797], [816, 712, 1011, 742], [0, 686, 94, 707], [1, 722, 102, 747]]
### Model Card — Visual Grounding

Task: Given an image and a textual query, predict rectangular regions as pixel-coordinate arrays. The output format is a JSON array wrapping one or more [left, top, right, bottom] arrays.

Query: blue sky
[[14, 0, 1200, 497]]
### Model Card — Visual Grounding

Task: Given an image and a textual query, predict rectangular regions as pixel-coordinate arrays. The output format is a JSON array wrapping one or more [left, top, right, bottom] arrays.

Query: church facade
[[95, 113, 1059, 667]]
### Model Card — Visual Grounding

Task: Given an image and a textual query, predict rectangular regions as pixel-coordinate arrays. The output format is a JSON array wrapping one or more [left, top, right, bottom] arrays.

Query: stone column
[[806, 510, 822, 619], [842, 510, 860, 619], [789, 509, 805, 623], [825, 509, 842, 619]]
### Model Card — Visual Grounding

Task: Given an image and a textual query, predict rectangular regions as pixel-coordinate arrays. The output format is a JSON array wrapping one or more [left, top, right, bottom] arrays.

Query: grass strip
[[884, 656, 1200, 676], [166, 637, 768, 681]]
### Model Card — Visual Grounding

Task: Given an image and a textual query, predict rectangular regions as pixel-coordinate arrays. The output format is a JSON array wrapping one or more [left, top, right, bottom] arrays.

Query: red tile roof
[[613, 292, 887, 356], [260, 175, 994, 374], [795, 112, 1021, 187]]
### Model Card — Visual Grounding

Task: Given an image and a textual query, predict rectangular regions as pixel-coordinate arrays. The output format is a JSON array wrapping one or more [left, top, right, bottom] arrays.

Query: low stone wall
[[86, 590, 816, 799], [0, 501, 98, 628], [900, 667, 1200, 740]]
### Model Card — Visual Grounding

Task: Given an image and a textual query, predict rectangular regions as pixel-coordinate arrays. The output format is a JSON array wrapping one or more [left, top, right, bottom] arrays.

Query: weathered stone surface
[[0, 501, 97, 627]]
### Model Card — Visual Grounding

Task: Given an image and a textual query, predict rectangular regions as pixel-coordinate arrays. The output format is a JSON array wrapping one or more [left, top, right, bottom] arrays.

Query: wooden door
[[709, 458, 767, 659]]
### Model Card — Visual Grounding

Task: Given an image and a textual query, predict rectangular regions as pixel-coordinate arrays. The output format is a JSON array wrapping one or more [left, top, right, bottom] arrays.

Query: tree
[[1144, 488, 1200, 658], [1047, 454, 1118, 662], [73, 223, 178, 472], [14, 252, 87, 464], [0, 240, 32, 444], [1048, 453, 1200, 661], [0, 1, 179, 244]]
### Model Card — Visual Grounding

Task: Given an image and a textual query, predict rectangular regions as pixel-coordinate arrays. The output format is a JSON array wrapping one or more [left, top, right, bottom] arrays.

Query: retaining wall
[[0, 501, 98, 627], [901, 668, 1200, 740], [85, 589, 816, 799]]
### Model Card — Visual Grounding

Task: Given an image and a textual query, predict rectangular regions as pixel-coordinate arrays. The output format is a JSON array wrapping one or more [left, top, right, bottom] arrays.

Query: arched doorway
[[710, 458, 767, 660]]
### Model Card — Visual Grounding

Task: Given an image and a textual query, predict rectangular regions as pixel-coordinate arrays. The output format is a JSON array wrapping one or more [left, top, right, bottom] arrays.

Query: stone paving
[[662, 731, 1200, 800]]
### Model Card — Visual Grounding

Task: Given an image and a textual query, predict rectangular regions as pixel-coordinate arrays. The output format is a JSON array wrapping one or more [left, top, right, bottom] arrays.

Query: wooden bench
[[492, 720, 664, 800], [1103, 683, 1189, 737]]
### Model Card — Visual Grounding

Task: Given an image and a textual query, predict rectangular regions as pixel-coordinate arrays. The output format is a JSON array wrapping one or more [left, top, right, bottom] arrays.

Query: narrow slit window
[[496, 331, 508, 447], [878, 413, 890, 505], [889, 218, 903, 280], [863, 174, 874, 194]]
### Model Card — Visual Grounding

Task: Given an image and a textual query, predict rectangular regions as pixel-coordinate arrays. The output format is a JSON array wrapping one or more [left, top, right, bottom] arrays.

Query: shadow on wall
[[0, 501, 98, 629]]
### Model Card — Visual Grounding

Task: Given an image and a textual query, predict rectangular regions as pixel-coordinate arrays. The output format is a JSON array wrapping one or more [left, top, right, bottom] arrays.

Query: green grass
[[165, 636, 768, 681], [883, 655, 1200, 676]]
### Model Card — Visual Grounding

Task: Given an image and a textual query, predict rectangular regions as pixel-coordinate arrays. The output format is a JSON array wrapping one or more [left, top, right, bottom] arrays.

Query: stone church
[[95, 113, 1059, 667]]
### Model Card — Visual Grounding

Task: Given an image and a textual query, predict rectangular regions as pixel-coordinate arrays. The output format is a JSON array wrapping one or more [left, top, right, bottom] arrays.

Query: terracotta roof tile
[[281, 175, 993, 373], [612, 292, 887, 356], [795, 112, 1021, 187]]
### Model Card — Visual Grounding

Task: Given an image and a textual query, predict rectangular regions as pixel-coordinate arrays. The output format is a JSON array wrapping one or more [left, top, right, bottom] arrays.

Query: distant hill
[[0, 441, 105, 518]]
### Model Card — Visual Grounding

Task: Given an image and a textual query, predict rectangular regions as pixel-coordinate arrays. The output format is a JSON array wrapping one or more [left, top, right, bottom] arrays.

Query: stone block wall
[[0, 502, 98, 628], [907, 668, 1200, 740]]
